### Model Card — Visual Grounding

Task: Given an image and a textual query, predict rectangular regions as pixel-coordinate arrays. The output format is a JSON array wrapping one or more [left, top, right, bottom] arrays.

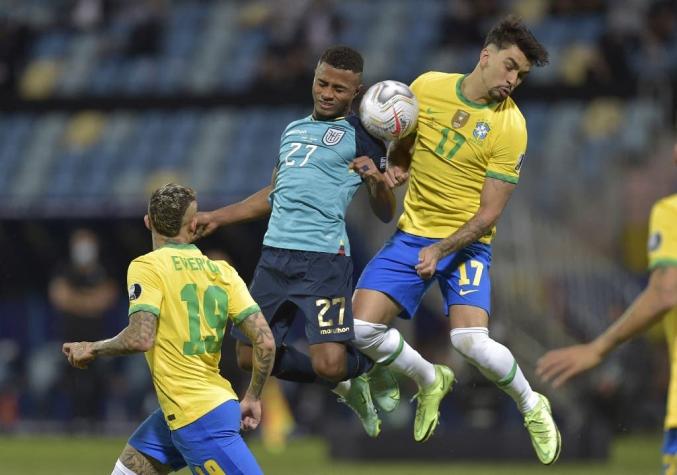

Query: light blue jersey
[[264, 114, 386, 256]]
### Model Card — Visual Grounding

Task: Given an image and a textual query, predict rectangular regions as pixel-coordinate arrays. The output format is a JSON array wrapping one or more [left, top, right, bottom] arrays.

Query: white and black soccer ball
[[359, 80, 418, 142]]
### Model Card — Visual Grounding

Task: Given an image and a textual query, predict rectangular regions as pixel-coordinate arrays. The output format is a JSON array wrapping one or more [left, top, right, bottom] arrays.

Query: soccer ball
[[359, 80, 419, 142]]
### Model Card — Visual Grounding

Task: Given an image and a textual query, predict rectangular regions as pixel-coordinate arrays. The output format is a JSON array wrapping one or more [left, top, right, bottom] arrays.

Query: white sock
[[450, 327, 539, 413], [332, 380, 351, 397], [354, 318, 436, 388], [112, 459, 137, 475]]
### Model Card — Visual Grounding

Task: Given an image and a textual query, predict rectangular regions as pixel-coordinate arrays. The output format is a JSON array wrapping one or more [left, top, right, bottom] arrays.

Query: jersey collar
[[456, 75, 496, 110]]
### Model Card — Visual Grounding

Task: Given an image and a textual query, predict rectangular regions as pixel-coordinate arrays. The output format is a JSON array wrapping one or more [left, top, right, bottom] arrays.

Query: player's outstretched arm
[[195, 168, 277, 239], [62, 311, 157, 368], [235, 311, 275, 430], [537, 265, 677, 387], [415, 177, 515, 279]]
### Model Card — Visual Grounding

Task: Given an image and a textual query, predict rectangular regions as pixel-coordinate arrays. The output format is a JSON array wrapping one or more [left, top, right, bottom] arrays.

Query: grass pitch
[[0, 433, 662, 474]]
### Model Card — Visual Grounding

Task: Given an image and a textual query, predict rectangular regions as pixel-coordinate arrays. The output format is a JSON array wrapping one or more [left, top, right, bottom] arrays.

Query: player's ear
[[479, 47, 491, 66], [189, 216, 197, 235], [143, 214, 151, 231]]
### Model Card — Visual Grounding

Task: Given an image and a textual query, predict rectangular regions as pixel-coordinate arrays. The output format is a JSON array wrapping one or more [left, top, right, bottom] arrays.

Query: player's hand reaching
[[415, 243, 442, 279], [239, 395, 262, 431], [536, 343, 603, 388], [62, 341, 96, 369], [194, 211, 219, 241], [350, 156, 383, 186], [383, 164, 409, 189]]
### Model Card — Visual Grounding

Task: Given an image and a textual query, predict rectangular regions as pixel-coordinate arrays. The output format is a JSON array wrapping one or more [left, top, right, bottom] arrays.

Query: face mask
[[71, 240, 98, 267]]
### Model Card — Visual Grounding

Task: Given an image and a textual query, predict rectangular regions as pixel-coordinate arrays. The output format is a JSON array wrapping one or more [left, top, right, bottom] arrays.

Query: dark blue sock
[[272, 344, 334, 388], [344, 344, 375, 379]]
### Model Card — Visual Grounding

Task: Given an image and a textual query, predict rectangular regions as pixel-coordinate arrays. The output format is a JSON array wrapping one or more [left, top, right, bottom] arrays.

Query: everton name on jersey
[[264, 114, 386, 256]]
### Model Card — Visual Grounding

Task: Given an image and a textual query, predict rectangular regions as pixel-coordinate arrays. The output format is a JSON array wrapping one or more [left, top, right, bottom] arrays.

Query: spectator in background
[[49, 228, 117, 429], [253, 0, 343, 92], [0, 16, 33, 95]]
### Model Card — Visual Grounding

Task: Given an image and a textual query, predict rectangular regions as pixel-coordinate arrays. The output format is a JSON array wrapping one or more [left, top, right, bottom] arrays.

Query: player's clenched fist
[[415, 243, 442, 279], [239, 396, 262, 431], [194, 211, 219, 240], [383, 165, 409, 189], [350, 156, 382, 185], [62, 341, 96, 369]]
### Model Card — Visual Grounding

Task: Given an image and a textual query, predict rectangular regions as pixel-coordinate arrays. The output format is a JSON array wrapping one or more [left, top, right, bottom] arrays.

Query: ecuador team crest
[[322, 127, 345, 146]]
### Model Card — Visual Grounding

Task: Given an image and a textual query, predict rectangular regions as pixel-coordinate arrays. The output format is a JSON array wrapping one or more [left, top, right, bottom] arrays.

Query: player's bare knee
[[311, 354, 346, 382], [236, 342, 253, 372]]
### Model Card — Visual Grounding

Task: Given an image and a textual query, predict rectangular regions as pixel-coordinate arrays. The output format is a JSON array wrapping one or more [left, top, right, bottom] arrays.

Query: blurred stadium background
[[0, 0, 675, 473]]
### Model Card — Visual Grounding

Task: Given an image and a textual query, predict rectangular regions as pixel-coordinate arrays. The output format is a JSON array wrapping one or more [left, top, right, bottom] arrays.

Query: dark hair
[[484, 15, 549, 67], [318, 45, 364, 73], [148, 183, 196, 237]]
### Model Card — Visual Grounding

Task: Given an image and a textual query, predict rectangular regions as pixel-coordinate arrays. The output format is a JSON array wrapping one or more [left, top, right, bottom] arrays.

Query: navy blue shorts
[[232, 246, 354, 345], [128, 400, 262, 474], [356, 230, 492, 318]]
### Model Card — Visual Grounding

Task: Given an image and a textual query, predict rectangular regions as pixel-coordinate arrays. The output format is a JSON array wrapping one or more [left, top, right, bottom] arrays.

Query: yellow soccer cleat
[[338, 375, 381, 438], [368, 365, 400, 413], [523, 393, 562, 465], [413, 364, 454, 442]]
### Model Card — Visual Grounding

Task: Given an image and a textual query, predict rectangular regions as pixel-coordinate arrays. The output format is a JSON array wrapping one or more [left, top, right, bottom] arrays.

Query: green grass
[[0, 433, 663, 474]]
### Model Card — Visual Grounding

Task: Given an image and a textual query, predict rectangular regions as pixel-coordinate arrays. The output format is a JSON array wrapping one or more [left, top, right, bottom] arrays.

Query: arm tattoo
[[436, 214, 492, 257], [237, 312, 275, 399], [92, 311, 157, 356]]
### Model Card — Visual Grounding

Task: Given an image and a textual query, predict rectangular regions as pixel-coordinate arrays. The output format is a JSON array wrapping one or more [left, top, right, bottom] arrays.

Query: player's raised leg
[[449, 305, 561, 464], [352, 288, 454, 442]]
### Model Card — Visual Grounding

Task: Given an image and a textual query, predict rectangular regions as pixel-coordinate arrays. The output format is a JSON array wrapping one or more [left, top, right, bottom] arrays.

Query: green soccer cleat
[[368, 365, 400, 413], [338, 375, 381, 438], [523, 393, 562, 465], [413, 364, 454, 442]]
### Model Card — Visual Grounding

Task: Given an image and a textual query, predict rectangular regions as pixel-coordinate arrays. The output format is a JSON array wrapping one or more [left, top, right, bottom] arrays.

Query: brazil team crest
[[322, 127, 345, 146], [472, 121, 491, 140]]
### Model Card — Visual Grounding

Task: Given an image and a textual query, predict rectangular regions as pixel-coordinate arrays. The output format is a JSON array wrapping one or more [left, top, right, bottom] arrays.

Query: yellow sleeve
[[221, 264, 260, 326], [485, 113, 527, 185], [409, 71, 438, 96], [648, 199, 677, 269], [127, 257, 163, 317]]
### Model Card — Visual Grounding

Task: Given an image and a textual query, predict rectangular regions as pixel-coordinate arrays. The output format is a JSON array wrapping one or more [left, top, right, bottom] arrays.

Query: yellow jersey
[[127, 242, 260, 430], [398, 72, 528, 242], [648, 195, 677, 429]]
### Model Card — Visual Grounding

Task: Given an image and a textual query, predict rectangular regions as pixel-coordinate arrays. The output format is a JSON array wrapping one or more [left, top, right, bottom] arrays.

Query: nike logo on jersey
[[425, 107, 445, 115], [459, 289, 478, 296]]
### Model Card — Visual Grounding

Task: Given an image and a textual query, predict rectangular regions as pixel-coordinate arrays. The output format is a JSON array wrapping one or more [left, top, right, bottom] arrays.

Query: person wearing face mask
[[49, 227, 117, 428]]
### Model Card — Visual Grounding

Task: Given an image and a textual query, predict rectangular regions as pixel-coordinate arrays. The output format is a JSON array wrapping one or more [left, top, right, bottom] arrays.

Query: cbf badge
[[452, 110, 470, 129], [128, 283, 142, 301], [472, 121, 491, 140], [322, 127, 345, 146]]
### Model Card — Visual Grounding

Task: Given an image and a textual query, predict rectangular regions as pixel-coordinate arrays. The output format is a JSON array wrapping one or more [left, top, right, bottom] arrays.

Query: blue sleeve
[[346, 115, 387, 172]]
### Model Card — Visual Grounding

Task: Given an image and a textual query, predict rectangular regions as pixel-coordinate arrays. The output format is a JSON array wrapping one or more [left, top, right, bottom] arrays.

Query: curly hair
[[148, 183, 196, 237], [484, 15, 549, 67], [318, 45, 364, 73]]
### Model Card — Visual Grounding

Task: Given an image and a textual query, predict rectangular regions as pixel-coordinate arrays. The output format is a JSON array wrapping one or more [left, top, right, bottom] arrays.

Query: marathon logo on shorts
[[128, 283, 142, 301], [320, 326, 351, 335], [322, 127, 346, 146]]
